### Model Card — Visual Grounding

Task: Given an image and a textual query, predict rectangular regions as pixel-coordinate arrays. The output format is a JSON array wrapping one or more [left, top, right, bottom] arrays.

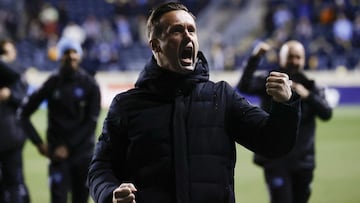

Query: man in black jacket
[[18, 38, 101, 203], [237, 40, 333, 203], [0, 39, 30, 203], [87, 2, 301, 203]]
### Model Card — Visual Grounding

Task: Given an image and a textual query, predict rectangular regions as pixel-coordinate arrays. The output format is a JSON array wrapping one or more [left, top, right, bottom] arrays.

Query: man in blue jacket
[[87, 2, 301, 203], [19, 38, 101, 203]]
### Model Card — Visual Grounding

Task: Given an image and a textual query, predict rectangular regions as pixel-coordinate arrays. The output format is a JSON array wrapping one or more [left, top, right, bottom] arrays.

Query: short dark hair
[[146, 2, 195, 39]]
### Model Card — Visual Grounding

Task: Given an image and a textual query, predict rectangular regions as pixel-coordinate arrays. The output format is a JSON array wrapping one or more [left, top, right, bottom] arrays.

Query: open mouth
[[180, 46, 193, 66]]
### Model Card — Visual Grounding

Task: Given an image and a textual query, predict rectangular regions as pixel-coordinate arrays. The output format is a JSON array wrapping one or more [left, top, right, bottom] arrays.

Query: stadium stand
[[0, 0, 359, 72]]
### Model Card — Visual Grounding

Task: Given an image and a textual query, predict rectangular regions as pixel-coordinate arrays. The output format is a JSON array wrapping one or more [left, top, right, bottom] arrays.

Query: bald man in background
[[237, 40, 333, 203]]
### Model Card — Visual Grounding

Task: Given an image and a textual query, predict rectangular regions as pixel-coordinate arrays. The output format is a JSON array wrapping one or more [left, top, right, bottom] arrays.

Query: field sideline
[[23, 106, 360, 203]]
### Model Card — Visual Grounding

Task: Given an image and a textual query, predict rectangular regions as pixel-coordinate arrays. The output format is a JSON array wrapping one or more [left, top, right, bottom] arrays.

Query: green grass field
[[23, 106, 360, 203]]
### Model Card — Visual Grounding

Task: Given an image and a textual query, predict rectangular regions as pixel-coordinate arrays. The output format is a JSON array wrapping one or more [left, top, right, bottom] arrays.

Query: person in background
[[237, 40, 333, 203], [18, 38, 101, 203], [87, 2, 301, 203], [0, 39, 31, 203]]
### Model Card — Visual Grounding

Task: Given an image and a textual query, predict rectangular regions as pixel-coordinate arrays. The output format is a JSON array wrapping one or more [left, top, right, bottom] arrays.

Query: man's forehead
[[159, 10, 196, 25], [288, 46, 304, 56]]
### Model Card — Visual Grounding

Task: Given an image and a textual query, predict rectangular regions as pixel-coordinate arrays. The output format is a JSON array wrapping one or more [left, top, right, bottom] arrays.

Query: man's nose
[[69, 52, 78, 58], [183, 29, 192, 39]]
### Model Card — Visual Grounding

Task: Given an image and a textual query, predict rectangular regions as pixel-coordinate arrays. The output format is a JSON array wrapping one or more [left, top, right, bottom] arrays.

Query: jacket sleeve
[[306, 85, 332, 121], [236, 55, 266, 95], [0, 60, 20, 87], [88, 136, 119, 203], [88, 95, 128, 203], [227, 83, 301, 158], [18, 76, 56, 145], [7, 76, 28, 108]]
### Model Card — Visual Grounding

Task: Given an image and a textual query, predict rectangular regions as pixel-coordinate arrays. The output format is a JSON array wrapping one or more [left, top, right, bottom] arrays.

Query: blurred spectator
[[318, 3, 336, 26], [114, 14, 133, 48], [99, 18, 116, 43], [56, 0, 69, 34], [95, 41, 120, 71], [308, 36, 334, 70], [295, 0, 313, 20], [294, 16, 313, 48], [333, 12, 353, 53], [210, 36, 225, 71], [352, 12, 360, 48], [0, 10, 17, 40], [136, 14, 148, 46], [39, 3, 59, 38], [27, 19, 46, 45], [61, 22, 86, 45], [272, 4, 293, 30], [82, 15, 100, 43], [263, 2, 276, 37]]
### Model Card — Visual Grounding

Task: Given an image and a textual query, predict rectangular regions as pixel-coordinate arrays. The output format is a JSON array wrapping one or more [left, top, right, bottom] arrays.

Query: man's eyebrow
[[170, 24, 184, 28]]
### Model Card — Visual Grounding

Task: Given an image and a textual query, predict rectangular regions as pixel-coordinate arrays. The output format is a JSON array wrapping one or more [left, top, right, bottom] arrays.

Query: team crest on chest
[[74, 87, 84, 98]]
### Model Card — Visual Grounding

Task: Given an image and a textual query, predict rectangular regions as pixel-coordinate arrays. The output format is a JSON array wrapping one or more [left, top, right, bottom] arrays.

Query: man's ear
[[150, 39, 160, 52]]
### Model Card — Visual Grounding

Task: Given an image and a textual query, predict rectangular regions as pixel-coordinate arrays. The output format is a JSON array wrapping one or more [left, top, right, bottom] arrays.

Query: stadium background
[[0, 0, 359, 202]]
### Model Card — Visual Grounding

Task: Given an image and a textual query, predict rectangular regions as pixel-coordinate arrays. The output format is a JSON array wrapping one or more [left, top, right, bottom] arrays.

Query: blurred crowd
[[254, 0, 360, 71], [0, 0, 210, 74], [0, 0, 359, 73]]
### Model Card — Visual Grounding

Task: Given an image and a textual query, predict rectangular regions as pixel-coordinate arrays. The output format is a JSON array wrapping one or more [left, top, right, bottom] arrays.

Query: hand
[[37, 143, 49, 157], [266, 71, 292, 102], [252, 41, 271, 57], [113, 183, 137, 203], [291, 82, 310, 99], [0, 87, 11, 102], [54, 145, 69, 160]]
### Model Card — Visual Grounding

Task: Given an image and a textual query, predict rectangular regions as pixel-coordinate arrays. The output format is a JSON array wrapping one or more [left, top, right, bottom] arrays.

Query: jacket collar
[[134, 51, 209, 96]]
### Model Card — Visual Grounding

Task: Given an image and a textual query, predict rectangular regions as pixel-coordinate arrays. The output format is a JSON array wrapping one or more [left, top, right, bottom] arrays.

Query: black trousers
[[263, 167, 313, 203], [49, 157, 91, 203], [0, 147, 30, 203]]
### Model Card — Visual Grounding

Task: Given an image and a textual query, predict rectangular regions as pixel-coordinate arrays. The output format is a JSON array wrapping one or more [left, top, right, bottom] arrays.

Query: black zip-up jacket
[[19, 68, 101, 161], [88, 52, 300, 203], [237, 55, 332, 169], [0, 60, 20, 87], [0, 63, 28, 152]]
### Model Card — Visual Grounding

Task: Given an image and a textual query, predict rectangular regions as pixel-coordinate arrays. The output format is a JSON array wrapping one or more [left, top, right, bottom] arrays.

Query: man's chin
[[178, 59, 194, 70], [182, 65, 195, 71], [175, 65, 194, 75]]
